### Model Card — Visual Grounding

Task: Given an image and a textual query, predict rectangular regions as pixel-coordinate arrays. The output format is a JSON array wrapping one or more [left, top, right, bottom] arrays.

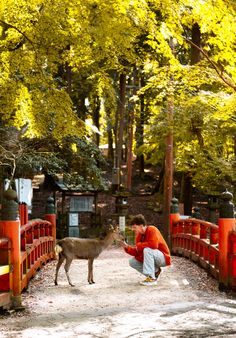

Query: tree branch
[[0, 19, 33, 45], [183, 36, 236, 91]]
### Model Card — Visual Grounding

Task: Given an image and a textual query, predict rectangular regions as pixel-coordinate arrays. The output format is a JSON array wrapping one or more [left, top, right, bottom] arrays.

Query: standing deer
[[54, 225, 124, 286]]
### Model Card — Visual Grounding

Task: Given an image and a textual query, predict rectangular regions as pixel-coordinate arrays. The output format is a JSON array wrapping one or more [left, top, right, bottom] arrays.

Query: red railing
[[172, 218, 219, 279], [20, 220, 54, 291], [171, 216, 236, 290], [0, 217, 56, 309], [228, 231, 236, 288], [0, 238, 11, 308]]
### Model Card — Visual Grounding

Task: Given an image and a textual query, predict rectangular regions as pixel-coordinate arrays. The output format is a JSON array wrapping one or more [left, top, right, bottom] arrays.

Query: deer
[[54, 225, 124, 286]]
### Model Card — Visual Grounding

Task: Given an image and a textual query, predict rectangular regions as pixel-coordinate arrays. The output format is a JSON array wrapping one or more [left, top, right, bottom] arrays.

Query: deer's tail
[[54, 243, 63, 257]]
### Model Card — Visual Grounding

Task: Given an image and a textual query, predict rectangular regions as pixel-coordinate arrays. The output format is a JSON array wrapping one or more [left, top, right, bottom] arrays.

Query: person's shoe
[[140, 276, 157, 286], [155, 268, 162, 279]]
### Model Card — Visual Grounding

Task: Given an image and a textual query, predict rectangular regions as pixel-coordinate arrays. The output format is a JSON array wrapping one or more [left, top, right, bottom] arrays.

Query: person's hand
[[120, 240, 129, 249]]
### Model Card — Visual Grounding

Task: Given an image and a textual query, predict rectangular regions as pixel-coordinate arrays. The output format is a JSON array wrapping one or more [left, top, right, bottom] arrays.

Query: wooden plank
[[190, 252, 199, 262], [209, 264, 219, 280], [183, 249, 191, 258], [199, 257, 210, 270]]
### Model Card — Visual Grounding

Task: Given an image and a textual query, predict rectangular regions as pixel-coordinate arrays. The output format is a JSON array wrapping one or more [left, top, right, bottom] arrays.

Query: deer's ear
[[108, 224, 114, 231]]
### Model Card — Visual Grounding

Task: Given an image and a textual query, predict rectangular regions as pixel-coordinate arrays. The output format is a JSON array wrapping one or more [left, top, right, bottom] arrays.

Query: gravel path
[[0, 247, 235, 338]]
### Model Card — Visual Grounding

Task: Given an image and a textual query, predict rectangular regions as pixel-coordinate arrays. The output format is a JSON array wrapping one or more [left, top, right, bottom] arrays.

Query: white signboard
[[70, 196, 94, 212], [15, 178, 33, 206], [68, 212, 79, 226]]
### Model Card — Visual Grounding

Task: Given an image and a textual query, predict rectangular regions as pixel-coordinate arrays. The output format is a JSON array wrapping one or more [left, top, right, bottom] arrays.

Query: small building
[[32, 174, 104, 239]]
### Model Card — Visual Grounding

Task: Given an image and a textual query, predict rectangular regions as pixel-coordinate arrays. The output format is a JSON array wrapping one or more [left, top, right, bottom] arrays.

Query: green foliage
[[132, 0, 236, 196], [140, 64, 236, 194], [58, 136, 108, 190], [0, 126, 107, 191], [0, 126, 67, 185]]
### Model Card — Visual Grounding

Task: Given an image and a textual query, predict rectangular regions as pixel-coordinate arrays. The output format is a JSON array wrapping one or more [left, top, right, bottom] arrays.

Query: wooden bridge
[[0, 189, 235, 310]]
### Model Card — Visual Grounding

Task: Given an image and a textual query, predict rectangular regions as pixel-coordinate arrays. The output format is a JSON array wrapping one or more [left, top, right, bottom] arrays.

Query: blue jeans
[[129, 247, 166, 279]]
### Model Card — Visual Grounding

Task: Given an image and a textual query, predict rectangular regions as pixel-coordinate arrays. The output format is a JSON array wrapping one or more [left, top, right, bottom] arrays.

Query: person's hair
[[130, 214, 146, 226]]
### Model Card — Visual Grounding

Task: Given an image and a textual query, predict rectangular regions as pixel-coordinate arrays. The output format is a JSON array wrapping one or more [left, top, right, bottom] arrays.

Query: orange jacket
[[124, 226, 171, 265]]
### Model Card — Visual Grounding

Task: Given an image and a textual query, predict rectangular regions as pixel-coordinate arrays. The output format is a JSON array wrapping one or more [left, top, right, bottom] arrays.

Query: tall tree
[[0, 0, 236, 204]]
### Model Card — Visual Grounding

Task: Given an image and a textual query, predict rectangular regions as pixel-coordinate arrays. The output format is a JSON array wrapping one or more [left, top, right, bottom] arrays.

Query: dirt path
[[0, 247, 236, 338]]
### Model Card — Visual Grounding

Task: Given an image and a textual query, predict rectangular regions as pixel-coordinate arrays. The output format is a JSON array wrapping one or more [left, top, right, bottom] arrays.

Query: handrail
[[0, 237, 11, 310], [0, 238, 11, 278], [19, 219, 54, 292], [0, 216, 56, 309], [172, 218, 219, 279], [20, 220, 52, 251]]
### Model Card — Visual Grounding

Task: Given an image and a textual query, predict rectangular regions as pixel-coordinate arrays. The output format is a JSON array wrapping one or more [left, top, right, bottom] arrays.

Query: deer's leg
[[88, 258, 95, 284], [64, 258, 74, 286], [54, 254, 65, 286]]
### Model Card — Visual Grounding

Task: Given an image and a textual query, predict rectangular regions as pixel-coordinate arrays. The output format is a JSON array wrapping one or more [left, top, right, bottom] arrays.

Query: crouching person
[[121, 214, 171, 286]]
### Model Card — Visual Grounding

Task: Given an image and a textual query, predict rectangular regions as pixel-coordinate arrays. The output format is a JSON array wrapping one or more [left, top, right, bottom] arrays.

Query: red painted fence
[[0, 238, 11, 308], [0, 202, 56, 309], [170, 214, 236, 291], [20, 220, 55, 290]]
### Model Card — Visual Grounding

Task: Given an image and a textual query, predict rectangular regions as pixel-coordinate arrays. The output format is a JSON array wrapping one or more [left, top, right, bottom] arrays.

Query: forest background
[[0, 0, 235, 227]]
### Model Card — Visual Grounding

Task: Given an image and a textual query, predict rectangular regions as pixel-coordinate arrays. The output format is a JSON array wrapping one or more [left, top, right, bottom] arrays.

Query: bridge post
[[192, 207, 202, 220], [44, 196, 56, 249], [19, 202, 28, 226], [218, 190, 235, 290], [228, 231, 236, 290], [0, 189, 22, 308], [169, 197, 180, 250]]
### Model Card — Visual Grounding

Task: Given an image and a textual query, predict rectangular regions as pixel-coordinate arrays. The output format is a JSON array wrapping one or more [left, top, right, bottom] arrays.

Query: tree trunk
[[162, 78, 174, 246], [107, 109, 114, 163], [181, 22, 202, 214], [190, 23, 201, 64], [92, 96, 100, 147], [162, 38, 175, 246], [135, 75, 145, 177], [115, 73, 126, 186], [65, 63, 72, 95], [126, 70, 137, 191]]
